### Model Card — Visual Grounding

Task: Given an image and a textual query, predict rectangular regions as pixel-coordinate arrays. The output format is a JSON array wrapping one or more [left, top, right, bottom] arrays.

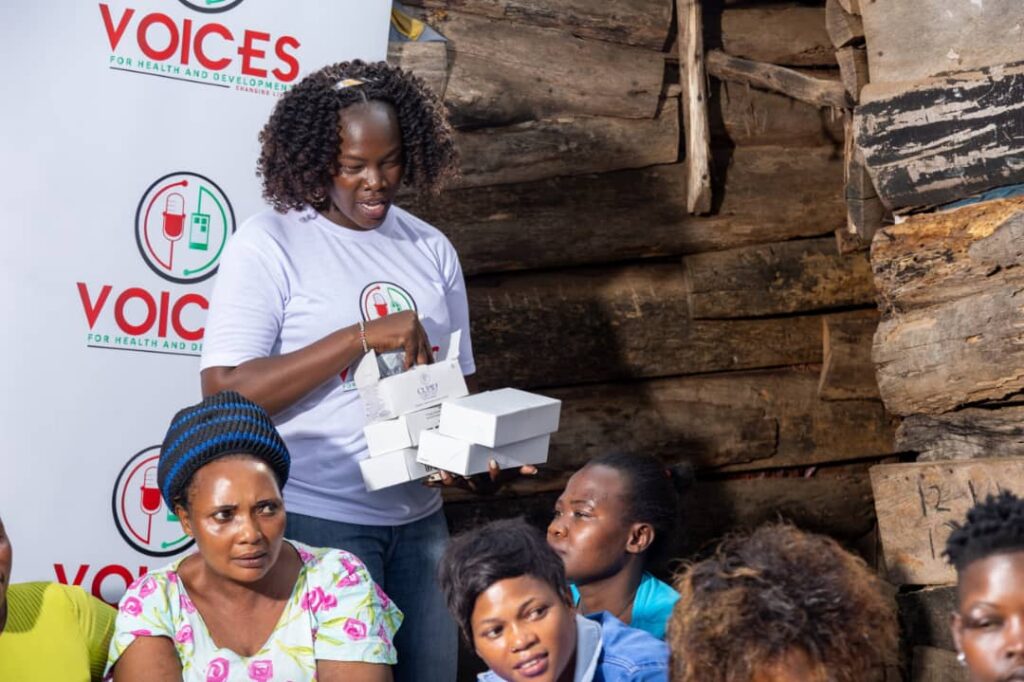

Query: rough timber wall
[[389, 0, 899, 562], [857, 2, 1024, 679]]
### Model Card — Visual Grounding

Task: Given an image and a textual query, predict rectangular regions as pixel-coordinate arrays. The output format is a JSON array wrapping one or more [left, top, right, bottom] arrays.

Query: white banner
[[0, 0, 389, 603]]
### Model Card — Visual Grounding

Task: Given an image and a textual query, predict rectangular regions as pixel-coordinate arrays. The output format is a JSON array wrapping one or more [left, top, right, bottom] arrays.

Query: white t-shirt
[[200, 205, 475, 526]]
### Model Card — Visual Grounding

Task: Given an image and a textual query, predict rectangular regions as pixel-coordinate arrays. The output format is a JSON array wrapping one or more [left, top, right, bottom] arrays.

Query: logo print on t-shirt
[[340, 282, 420, 388], [359, 282, 417, 321]]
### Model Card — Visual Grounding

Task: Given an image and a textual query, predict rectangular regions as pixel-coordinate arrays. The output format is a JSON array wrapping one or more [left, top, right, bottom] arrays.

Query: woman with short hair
[[946, 491, 1024, 682]]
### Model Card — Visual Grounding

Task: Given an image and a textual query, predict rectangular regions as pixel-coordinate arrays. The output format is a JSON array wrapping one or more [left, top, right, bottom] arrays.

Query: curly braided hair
[[667, 524, 897, 682], [257, 60, 458, 213], [945, 491, 1024, 573]]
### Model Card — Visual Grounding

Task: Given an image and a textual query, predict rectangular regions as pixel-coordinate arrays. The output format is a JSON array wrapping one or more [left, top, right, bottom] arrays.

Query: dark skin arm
[[111, 636, 183, 682], [201, 310, 432, 415], [317, 661, 393, 682]]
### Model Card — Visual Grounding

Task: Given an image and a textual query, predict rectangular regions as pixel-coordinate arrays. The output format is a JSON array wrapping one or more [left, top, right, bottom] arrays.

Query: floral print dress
[[105, 540, 402, 682]]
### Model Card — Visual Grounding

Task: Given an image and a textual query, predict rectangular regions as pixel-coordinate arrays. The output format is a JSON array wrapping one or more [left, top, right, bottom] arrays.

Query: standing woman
[[946, 491, 1024, 682], [200, 60, 469, 682]]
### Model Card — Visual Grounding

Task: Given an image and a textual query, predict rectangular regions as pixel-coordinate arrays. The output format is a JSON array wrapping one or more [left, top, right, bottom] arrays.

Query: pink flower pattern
[[337, 557, 361, 588], [206, 657, 230, 682], [248, 660, 274, 681], [120, 597, 142, 616], [300, 586, 338, 613], [343, 618, 367, 641], [138, 576, 158, 599], [109, 543, 401, 681]]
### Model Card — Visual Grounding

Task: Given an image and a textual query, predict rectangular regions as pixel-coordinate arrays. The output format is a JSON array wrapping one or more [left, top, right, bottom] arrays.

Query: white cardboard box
[[363, 405, 442, 457], [358, 448, 434, 491], [417, 431, 550, 476], [438, 388, 561, 447], [354, 330, 468, 422]]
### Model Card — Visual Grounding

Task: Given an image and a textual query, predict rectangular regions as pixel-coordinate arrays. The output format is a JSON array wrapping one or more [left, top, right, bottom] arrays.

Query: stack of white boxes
[[356, 332, 468, 491], [417, 388, 562, 476]]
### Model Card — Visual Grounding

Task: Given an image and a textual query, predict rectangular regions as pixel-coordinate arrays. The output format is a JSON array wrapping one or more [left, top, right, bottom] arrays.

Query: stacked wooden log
[[393, 0, 896, 601], [860, 4, 1024, 678]]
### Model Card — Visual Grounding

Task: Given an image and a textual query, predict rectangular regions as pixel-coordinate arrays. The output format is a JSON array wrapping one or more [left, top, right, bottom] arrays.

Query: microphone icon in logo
[[140, 466, 162, 543], [162, 193, 186, 269], [373, 291, 389, 318]]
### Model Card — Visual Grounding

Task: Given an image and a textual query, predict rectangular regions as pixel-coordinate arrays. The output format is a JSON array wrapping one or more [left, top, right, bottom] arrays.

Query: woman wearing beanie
[[105, 391, 401, 682]]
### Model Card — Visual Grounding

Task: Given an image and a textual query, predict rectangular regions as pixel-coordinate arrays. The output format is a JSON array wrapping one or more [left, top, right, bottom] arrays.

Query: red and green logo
[[360, 282, 417, 321], [135, 172, 234, 284], [111, 446, 194, 557]]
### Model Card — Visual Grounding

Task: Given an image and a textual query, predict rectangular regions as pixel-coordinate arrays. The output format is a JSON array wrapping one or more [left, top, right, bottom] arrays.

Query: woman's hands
[[364, 310, 434, 369], [425, 462, 539, 495]]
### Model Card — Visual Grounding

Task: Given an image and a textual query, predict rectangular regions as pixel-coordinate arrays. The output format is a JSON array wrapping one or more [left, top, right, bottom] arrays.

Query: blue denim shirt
[[478, 612, 669, 682]]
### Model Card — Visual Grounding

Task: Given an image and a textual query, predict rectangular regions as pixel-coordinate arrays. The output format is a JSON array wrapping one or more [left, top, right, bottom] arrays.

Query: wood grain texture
[[819, 309, 881, 401], [836, 45, 869, 101], [897, 407, 1024, 462], [679, 0, 712, 213], [871, 197, 1024, 313], [911, 647, 967, 682], [721, 6, 836, 67], [861, 0, 1024, 83], [430, 10, 664, 127], [452, 98, 679, 189], [387, 40, 449, 100], [405, 146, 845, 276], [682, 237, 875, 319], [402, 0, 672, 50], [712, 79, 845, 146], [855, 62, 1024, 210], [898, 587, 958, 653], [873, 281, 1024, 416], [826, 0, 864, 49], [468, 264, 826, 390], [545, 366, 894, 473], [871, 458, 1024, 584], [870, 198, 1024, 415], [708, 49, 851, 108]]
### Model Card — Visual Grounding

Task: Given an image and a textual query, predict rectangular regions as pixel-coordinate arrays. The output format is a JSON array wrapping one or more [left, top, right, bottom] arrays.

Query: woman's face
[[0, 515, 11, 622], [177, 457, 286, 584], [471, 574, 577, 682], [547, 465, 645, 583], [953, 551, 1024, 682], [325, 100, 404, 231]]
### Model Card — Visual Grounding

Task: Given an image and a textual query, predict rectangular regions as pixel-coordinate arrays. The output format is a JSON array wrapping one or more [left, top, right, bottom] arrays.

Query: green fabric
[[0, 582, 116, 682]]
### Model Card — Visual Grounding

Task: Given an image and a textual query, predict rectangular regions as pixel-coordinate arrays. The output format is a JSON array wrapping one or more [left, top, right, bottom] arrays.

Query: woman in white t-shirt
[[200, 60, 475, 682]]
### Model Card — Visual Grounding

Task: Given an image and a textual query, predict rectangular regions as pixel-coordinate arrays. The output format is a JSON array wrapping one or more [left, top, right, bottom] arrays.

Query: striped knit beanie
[[158, 390, 290, 508]]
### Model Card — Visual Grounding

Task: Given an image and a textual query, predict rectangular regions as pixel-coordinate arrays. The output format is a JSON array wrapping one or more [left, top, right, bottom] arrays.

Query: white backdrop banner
[[0, 0, 389, 603]]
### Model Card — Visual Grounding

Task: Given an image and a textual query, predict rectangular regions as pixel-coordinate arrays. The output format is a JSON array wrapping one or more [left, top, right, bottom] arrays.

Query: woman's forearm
[[201, 325, 363, 416]]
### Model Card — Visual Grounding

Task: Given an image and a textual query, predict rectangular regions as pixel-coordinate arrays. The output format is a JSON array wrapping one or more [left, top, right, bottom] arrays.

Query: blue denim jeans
[[285, 509, 458, 682]]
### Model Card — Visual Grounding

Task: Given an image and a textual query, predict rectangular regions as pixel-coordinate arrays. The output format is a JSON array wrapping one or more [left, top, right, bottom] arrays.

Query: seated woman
[[547, 453, 689, 638], [0, 512, 115, 681], [106, 391, 401, 682], [438, 517, 669, 682], [945, 490, 1024, 682], [667, 523, 897, 682]]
